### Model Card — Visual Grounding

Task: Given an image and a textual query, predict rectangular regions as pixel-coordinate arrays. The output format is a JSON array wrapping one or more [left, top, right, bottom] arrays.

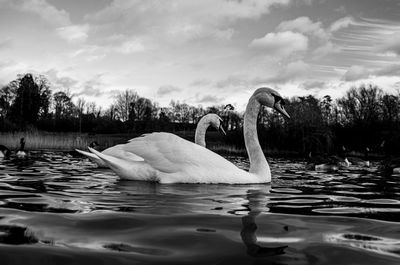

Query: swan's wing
[[76, 149, 108, 167], [121, 132, 238, 174], [103, 144, 144, 162]]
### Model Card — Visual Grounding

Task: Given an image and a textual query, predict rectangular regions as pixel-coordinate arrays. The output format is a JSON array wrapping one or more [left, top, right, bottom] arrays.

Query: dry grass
[[0, 131, 299, 157], [209, 144, 299, 157], [0, 132, 129, 151]]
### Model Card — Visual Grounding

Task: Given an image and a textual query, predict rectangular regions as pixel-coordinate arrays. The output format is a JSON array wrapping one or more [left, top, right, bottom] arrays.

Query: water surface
[[0, 152, 399, 264]]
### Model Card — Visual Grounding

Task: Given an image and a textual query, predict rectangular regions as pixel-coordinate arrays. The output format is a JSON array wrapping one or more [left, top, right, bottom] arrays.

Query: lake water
[[0, 151, 399, 265]]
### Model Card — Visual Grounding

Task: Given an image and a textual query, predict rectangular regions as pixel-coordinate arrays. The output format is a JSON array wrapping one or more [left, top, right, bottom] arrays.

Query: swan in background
[[306, 152, 350, 172], [16, 138, 27, 158], [346, 147, 370, 167], [379, 157, 400, 176], [0, 145, 10, 159], [194, 113, 226, 148], [88, 87, 290, 184], [306, 145, 351, 172], [76, 113, 226, 168]]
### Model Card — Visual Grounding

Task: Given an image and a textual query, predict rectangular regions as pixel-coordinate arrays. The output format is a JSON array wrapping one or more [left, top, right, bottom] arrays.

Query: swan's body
[[77, 113, 224, 168], [380, 157, 400, 176], [306, 153, 349, 172], [347, 157, 370, 167], [89, 87, 289, 184], [346, 148, 370, 167], [0, 145, 10, 159]]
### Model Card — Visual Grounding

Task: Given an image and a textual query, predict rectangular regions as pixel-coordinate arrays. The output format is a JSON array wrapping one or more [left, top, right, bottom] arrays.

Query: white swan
[[76, 113, 225, 167], [0, 145, 10, 159], [88, 88, 289, 184]]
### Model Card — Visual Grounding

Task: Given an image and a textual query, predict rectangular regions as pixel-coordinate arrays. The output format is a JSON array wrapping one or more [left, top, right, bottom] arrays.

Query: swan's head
[[253, 87, 290, 119], [204, 113, 226, 135]]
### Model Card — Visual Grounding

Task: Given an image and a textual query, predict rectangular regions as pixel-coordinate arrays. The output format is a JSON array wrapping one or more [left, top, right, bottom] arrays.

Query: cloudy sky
[[1, 0, 400, 110]]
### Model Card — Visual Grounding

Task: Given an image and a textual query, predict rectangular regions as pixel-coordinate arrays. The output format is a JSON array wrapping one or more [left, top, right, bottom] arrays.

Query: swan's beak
[[274, 103, 290, 119], [219, 125, 226, 135]]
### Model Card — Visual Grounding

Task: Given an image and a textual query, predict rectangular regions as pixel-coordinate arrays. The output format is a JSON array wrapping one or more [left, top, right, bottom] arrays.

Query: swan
[[380, 157, 400, 176], [0, 145, 10, 159], [306, 152, 349, 172], [76, 113, 226, 167], [88, 87, 290, 184], [346, 147, 370, 167]]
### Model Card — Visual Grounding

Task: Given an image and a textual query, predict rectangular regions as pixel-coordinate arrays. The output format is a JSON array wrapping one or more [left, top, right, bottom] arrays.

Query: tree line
[[1, 73, 399, 156]]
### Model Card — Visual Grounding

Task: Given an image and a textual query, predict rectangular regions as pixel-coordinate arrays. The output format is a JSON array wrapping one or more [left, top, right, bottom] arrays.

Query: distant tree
[[134, 97, 153, 121], [381, 94, 399, 123], [337, 84, 383, 124], [114, 90, 139, 121], [53, 91, 74, 119], [9, 74, 41, 125], [320, 95, 333, 124], [0, 85, 16, 118], [35, 75, 52, 118]]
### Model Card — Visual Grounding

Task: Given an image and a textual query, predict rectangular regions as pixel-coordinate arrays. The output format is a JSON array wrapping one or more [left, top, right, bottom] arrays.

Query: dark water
[[0, 152, 399, 265]]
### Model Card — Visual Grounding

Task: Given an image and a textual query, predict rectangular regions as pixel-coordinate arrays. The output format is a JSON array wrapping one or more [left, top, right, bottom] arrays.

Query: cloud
[[5, 0, 70, 26], [266, 60, 311, 84], [376, 32, 400, 55], [157, 85, 182, 96], [343, 63, 400, 82], [342, 65, 370, 81], [0, 37, 12, 50], [84, 0, 308, 46], [216, 75, 250, 89], [56, 24, 90, 43], [375, 63, 400, 76], [277, 16, 328, 41], [196, 94, 224, 104], [249, 31, 308, 56], [75, 75, 105, 97], [114, 39, 146, 54], [329, 16, 354, 32], [300, 80, 326, 90], [190, 78, 212, 87], [42, 69, 78, 90], [274, 16, 354, 58]]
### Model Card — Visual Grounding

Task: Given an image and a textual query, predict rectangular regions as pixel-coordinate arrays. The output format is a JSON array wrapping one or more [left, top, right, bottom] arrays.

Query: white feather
[[77, 113, 220, 168], [89, 133, 263, 184], [87, 87, 288, 184]]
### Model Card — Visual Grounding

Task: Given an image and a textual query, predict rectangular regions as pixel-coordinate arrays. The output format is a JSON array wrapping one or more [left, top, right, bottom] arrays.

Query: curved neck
[[195, 118, 209, 147], [244, 96, 270, 181]]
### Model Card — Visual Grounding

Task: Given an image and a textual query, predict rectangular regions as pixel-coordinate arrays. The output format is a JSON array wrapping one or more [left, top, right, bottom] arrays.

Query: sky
[[1, 0, 400, 110]]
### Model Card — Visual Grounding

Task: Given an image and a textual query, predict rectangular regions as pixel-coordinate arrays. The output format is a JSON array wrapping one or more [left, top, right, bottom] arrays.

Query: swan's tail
[[75, 149, 108, 168], [88, 147, 157, 181]]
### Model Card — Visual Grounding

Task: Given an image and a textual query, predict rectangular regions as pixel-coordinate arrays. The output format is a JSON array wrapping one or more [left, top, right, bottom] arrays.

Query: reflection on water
[[241, 189, 288, 257], [324, 232, 400, 258], [0, 152, 399, 264]]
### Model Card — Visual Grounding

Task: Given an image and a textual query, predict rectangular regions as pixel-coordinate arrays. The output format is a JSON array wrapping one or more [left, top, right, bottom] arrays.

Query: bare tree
[[114, 90, 139, 121]]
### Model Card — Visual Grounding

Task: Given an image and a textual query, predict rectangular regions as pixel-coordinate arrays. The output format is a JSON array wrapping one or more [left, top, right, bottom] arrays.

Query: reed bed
[[0, 131, 300, 157], [0, 132, 129, 151]]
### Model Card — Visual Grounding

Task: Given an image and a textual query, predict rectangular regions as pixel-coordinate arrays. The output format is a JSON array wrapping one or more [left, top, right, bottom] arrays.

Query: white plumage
[[87, 88, 290, 184], [76, 113, 224, 167]]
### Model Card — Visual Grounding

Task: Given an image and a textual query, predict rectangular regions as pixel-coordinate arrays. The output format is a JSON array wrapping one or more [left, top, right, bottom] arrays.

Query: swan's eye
[[272, 94, 283, 105]]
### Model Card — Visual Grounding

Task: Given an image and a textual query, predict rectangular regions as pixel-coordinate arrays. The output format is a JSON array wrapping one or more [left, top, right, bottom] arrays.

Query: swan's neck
[[195, 119, 209, 147], [244, 97, 271, 181]]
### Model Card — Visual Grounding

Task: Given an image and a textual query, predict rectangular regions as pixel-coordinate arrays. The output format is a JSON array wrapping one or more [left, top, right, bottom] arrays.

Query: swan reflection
[[241, 188, 288, 257]]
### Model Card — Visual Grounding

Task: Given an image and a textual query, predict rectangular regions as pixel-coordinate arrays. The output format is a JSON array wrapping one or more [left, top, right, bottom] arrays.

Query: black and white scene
[[0, 0, 400, 264]]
